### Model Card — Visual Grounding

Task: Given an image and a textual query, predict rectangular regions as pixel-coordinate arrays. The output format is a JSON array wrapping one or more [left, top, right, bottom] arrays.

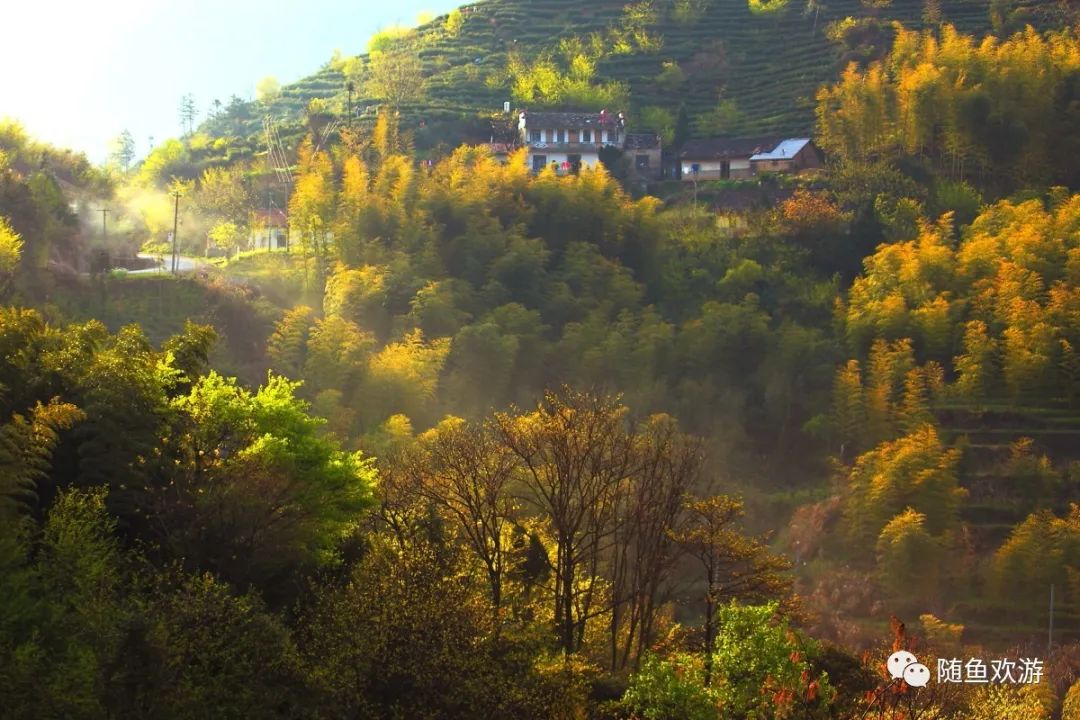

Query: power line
[[263, 116, 294, 252], [1049, 584, 1055, 658], [313, 118, 340, 156], [263, 116, 294, 187]]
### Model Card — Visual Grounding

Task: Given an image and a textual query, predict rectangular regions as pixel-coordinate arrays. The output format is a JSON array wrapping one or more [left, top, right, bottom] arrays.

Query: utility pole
[[346, 81, 355, 129], [690, 165, 700, 212], [170, 189, 181, 274], [1048, 584, 1055, 658], [96, 208, 110, 241]]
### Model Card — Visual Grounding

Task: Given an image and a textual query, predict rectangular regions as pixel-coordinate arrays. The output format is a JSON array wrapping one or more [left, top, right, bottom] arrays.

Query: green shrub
[[623, 652, 718, 720]]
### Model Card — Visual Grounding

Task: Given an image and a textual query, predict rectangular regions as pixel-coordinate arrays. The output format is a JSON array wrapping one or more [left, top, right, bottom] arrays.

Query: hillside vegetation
[[4, 4, 1080, 719], [191, 0, 1063, 164]]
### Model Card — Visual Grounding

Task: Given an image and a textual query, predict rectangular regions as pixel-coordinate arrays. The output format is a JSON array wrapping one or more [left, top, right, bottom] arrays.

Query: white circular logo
[[887, 651, 918, 680], [903, 663, 931, 688]]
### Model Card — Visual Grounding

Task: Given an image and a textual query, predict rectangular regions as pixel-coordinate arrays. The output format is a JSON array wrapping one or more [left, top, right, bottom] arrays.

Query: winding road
[[128, 253, 208, 275]]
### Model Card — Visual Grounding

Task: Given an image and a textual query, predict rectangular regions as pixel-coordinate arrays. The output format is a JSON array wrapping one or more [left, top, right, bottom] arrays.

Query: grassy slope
[[49, 273, 281, 385]]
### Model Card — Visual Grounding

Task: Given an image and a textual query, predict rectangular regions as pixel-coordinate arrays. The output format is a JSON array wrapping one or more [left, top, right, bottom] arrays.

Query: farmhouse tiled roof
[[680, 136, 781, 160], [522, 111, 622, 128], [625, 132, 661, 150], [252, 208, 288, 226]]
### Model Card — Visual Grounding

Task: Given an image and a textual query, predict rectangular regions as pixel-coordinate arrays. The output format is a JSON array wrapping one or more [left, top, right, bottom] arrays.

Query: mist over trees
[[2, 6, 1080, 720]]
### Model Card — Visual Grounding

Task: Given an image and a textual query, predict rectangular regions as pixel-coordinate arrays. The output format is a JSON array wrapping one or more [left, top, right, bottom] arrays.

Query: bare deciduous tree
[[496, 388, 636, 655], [608, 414, 703, 670], [413, 418, 518, 610], [671, 495, 793, 684]]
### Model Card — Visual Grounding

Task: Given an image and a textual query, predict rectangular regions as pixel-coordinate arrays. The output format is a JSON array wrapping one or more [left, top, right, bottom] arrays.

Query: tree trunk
[[703, 565, 716, 686]]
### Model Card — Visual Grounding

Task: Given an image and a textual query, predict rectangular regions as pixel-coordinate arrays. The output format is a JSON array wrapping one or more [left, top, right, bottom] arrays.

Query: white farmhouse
[[250, 208, 288, 251], [679, 137, 778, 180], [680, 137, 824, 180], [518, 110, 626, 173]]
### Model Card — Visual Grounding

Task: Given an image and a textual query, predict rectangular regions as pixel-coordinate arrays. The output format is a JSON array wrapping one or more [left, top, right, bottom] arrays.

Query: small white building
[[250, 208, 288, 251], [680, 137, 778, 180], [680, 137, 824, 180], [749, 138, 823, 174], [518, 110, 626, 173]]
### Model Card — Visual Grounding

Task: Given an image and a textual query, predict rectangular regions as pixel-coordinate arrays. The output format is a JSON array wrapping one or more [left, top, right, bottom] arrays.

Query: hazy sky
[[0, 0, 459, 162]]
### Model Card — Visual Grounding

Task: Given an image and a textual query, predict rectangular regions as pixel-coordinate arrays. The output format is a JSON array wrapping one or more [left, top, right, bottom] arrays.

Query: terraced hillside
[[943, 403, 1080, 548], [200, 0, 1063, 155], [939, 401, 1080, 643]]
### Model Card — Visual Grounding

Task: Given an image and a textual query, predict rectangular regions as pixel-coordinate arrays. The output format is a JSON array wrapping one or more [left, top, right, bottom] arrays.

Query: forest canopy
[[3, 8, 1080, 720]]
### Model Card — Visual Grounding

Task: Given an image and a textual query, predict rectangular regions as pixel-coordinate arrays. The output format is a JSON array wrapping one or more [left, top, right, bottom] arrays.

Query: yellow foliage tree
[[364, 330, 451, 428], [875, 508, 941, 605], [844, 424, 965, 545], [289, 138, 335, 261], [1064, 678, 1080, 720], [989, 505, 1080, 615], [816, 23, 1080, 185], [0, 216, 23, 295]]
